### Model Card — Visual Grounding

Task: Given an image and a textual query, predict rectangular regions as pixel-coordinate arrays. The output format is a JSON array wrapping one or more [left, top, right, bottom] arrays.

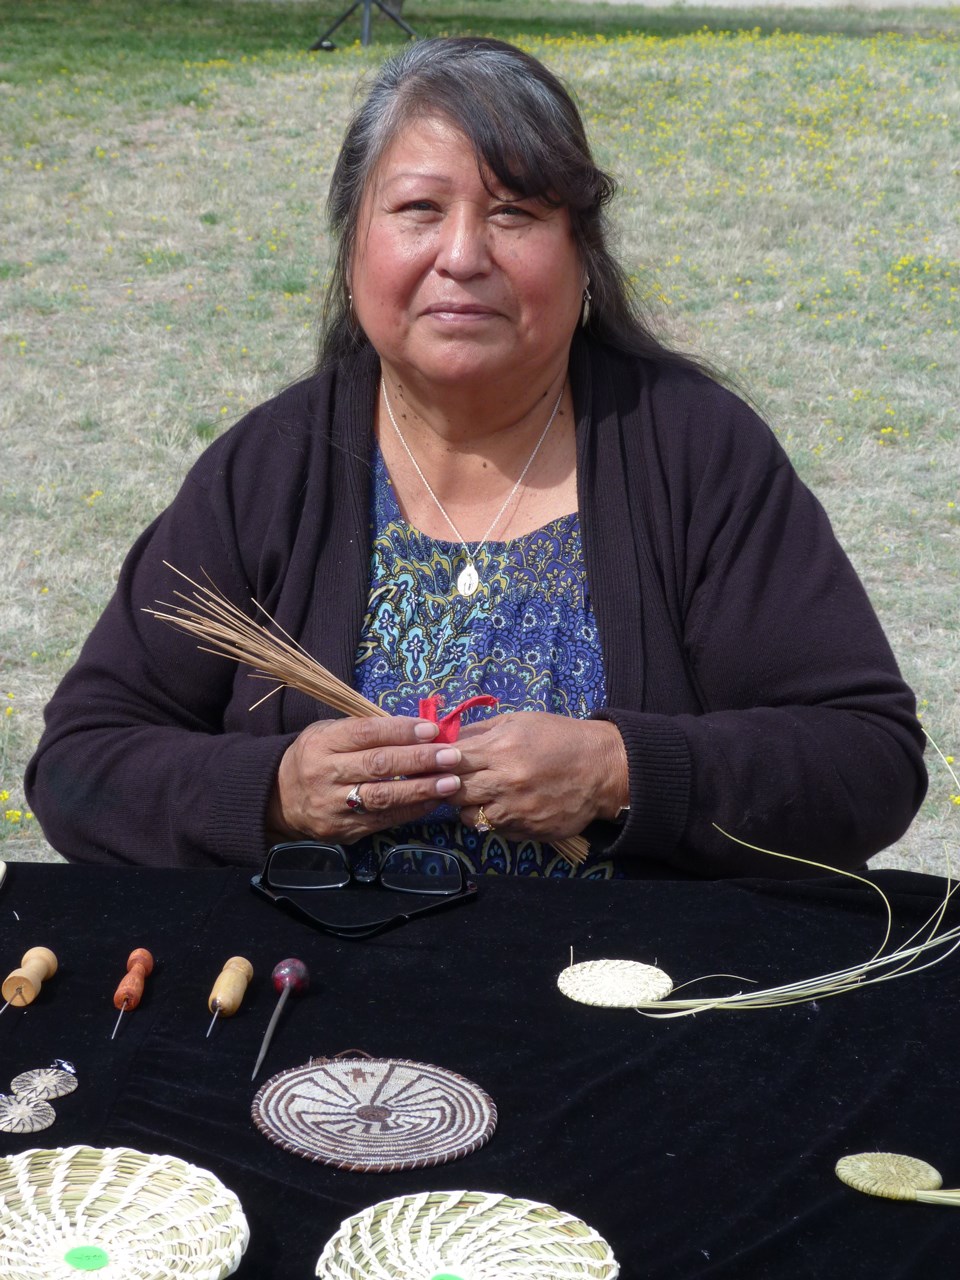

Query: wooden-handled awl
[[1, 947, 58, 1014], [206, 956, 254, 1037]]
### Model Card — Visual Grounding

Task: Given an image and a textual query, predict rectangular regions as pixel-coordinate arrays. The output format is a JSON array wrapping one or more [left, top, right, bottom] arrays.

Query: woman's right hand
[[268, 716, 462, 844]]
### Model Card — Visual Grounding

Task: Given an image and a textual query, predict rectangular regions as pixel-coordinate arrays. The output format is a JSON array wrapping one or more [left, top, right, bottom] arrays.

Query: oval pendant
[[457, 563, 480, 598]]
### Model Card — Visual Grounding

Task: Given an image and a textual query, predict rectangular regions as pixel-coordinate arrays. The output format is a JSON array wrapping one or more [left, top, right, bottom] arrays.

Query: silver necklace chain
[[381, 379, 564, 598]]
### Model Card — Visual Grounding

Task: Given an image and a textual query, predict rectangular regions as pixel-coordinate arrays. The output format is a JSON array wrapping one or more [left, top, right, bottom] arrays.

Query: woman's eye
[[395, 200, 439, 216], [493, 203, 532, 222]]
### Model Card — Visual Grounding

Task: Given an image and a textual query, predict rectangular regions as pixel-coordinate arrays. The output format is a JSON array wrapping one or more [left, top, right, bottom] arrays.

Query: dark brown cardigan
[[26, 337, 926, 872]]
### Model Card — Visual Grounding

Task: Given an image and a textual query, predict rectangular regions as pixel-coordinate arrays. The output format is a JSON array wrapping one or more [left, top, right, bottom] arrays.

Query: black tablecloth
[[1, 864, 958, 1278]]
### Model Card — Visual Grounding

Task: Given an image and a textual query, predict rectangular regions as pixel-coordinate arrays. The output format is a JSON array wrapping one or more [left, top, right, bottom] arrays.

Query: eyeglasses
[[250, 841, 477, 939]]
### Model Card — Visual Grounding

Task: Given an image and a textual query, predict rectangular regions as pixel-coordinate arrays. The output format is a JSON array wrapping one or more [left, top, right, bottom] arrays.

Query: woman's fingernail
[[435, 747, 461, 768], [435, 774, 461, 796], [415, 721, 440, 741]]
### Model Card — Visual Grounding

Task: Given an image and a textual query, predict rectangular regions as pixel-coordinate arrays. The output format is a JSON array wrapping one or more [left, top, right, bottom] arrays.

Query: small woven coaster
[[252, 1057, 497, 1172], [557, 959, 674, 1007], [836, 1152, 943, 1200], [316, 1189, 619, 1279], [10, 1065, 78, 1101], [0, 1144, 249, 1279], [0, 1094, 55, 1134]]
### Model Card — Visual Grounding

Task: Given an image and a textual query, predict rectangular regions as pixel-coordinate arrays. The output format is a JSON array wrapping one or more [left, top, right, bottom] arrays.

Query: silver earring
[[581, 284, 592, 328]]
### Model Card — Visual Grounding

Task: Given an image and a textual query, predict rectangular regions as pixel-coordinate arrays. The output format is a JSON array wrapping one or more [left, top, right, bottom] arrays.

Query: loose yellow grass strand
[[916, 1189, 960, 1206], [625, 820, 958, 1017], [711, 823, 894, 963], [925, 729, 960, 792], [632, 904, 960, 1017]]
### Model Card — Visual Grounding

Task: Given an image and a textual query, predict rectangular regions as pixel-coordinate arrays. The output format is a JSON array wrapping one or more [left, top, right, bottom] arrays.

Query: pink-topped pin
[[251, 959, 309, 1081]]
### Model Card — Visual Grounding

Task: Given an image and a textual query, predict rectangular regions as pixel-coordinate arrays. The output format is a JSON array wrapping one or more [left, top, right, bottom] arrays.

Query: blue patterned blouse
[[354, 447, 619, 878]]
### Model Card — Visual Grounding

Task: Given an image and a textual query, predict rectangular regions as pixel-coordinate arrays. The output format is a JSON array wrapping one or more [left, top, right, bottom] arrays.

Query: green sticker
[[431, 1274, 464, 1280], [64, 1245, 110, 1271]]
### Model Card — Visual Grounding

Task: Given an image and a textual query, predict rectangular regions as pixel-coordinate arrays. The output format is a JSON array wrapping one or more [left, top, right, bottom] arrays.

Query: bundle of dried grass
[[145, 564, 589, 867], [558, 813, 959, 1016]]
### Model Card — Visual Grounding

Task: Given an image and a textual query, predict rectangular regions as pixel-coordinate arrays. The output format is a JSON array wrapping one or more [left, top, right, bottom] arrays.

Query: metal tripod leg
[[310, 0, 418, 50]]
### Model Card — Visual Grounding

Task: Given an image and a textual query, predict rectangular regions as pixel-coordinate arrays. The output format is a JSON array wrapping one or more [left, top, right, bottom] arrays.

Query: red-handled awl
[[110, 948, 154, 1039]]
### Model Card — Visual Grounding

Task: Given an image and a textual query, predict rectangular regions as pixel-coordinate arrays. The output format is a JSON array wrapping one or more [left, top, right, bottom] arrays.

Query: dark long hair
[[319, 37, 710, 378]]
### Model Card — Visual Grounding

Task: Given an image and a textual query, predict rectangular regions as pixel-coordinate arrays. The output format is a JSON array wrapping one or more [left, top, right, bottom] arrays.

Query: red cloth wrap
[[418, 695, 498, 743]]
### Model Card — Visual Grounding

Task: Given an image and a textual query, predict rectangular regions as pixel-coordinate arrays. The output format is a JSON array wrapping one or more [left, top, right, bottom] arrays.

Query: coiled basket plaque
[[252, 1057, 497, 1172]]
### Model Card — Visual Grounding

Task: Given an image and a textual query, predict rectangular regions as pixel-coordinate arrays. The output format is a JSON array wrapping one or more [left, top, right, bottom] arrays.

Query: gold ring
[[475, 806, 493, 834]]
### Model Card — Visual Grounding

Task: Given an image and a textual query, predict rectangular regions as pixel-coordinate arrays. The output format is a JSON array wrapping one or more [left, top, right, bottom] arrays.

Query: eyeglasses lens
[[268, 845, 349, 889], [380, 847, 463, 895]]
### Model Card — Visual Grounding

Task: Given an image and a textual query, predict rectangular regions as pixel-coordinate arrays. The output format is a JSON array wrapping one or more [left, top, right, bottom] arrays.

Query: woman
[[26, 38, 925, 877]]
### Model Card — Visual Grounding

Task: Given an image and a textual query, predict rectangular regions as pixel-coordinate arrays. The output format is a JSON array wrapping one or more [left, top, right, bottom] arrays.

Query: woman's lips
[[422, 303, 500, 319]]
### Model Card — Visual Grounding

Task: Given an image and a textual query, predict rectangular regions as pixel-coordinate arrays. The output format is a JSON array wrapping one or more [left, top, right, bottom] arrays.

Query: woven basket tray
[[252, 1057, 497, 1172], [315, 1189, 620, 1279], [0, 1145, 249, 1279]]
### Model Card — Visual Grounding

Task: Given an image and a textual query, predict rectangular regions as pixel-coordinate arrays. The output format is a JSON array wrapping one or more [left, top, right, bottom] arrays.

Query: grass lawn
[[2, 0, 958, 868]]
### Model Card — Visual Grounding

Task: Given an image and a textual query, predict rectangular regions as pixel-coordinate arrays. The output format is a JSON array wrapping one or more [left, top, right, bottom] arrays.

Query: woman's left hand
[[454, 712, 628, 839]]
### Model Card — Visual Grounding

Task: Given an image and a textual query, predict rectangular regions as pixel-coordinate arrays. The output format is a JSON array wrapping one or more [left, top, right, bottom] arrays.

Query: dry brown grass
[[3, 12, 957, 869]]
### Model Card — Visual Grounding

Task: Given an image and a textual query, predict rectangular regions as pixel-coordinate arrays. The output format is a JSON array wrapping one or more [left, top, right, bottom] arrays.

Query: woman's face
[[350, 115, 585, 396]]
